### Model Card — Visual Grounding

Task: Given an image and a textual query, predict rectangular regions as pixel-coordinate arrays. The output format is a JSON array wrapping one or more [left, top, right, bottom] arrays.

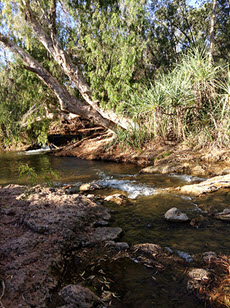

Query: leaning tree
[[0, 0, 138, 131]]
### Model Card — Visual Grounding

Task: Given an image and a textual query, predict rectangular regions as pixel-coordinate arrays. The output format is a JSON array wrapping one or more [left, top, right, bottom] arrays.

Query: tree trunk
[[209, 0, 217, 66], [0, 33, 122, 130], [18, 0, 132, 131]]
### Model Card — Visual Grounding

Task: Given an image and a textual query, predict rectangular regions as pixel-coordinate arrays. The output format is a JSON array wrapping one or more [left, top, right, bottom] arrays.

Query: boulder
[[164, 207, 189, 222]]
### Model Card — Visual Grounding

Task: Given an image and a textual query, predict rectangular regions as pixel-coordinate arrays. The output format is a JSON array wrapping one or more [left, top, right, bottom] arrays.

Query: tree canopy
[[0, 0, 229, 147]]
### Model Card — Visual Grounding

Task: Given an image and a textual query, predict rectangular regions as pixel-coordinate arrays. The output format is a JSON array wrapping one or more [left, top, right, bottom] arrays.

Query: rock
[[93, 220, 109, 227], [105, 240, 129, 250], [190, 215, 205, 228], [59, 284, 102, 308], [175, 250, 193, 262], [80, 183, 93, 191], [187, 268, 212, 296], [190, 165, 206, 176], [215, 208, 230, 221], [177, 173, 230, 196], [65, 186, 80, 194], [80, 183, 100, 192], [164, 207, 189, 222], [202, 251, 217, 262], [132, 243, 164, 257], [104, 193, 127, 205], [140, 163, 191, 175], [89, 227, 122, 243], [0, 185, 113, 308], [86, 194, 94, 199], [187, 268, 211, 283]]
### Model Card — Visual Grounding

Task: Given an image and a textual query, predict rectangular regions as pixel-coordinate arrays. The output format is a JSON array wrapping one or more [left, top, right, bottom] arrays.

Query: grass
[[115, 49, 230, 150]]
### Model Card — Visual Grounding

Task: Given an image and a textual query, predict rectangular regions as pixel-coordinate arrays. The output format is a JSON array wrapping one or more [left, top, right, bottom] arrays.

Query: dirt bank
[[52, 132, 230, 177]]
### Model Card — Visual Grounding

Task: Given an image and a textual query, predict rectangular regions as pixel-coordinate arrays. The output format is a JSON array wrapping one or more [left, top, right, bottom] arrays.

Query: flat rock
[[89, 227, 122, 243], [140, 163, 191, 175], [176, 173, 230, 196], [164, 207, 189, 222], [214, 208, 230, 221]]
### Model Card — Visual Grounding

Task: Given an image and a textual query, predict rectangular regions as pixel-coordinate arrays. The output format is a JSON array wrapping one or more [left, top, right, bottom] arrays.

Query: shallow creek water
[[1, 150, 230, 307]]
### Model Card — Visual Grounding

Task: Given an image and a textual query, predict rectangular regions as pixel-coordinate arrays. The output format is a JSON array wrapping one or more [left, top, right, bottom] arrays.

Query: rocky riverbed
[[1, 183, 230, 307]]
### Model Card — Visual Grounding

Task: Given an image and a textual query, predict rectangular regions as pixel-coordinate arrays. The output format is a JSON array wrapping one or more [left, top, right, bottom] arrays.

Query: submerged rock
[[105, 240, 129, 250], [132, 243, 165, 258], [215, 208, 230, 221], [140, 163, 191, 175], [187, 268, 211, 283], [202, 251, 217, 263], [104, 193, 127, 205], [80, 183, 100, 192], [59, 284, 103, 308], [187, 268, 212, 296], [164, 207, 189, 222], [190, 215, 206, 228]]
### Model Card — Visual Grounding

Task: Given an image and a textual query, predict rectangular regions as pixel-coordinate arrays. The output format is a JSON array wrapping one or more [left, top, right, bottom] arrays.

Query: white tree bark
[[209, 0, 217, 66]]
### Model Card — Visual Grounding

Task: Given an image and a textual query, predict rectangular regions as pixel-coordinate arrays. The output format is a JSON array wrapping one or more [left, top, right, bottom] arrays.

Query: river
[[1, 149, 230, 307]]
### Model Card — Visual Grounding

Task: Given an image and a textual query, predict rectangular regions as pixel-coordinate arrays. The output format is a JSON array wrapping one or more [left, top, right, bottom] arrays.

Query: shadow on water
[[51, 254, 204, 308]]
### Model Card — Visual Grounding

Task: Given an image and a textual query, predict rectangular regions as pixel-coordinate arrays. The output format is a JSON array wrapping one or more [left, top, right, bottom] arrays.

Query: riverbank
[[52, 131, 230, 178]]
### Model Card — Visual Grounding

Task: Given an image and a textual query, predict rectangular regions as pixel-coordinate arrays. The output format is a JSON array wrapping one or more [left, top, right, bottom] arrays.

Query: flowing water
[[1, 150, 230, 307]]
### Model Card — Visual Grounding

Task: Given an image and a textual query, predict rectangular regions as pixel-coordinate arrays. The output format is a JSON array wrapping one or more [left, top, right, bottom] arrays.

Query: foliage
[[68, 0, 148, 112], [19, 163, 37, 185], [0, 0, 230, 149], [122, 49, 230, 147], [18, 163, 60, 186], [0, 60, 58, 147]]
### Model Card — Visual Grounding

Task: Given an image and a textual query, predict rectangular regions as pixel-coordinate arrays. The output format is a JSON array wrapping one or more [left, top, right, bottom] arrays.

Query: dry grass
[[204, 256, 230, 307]]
